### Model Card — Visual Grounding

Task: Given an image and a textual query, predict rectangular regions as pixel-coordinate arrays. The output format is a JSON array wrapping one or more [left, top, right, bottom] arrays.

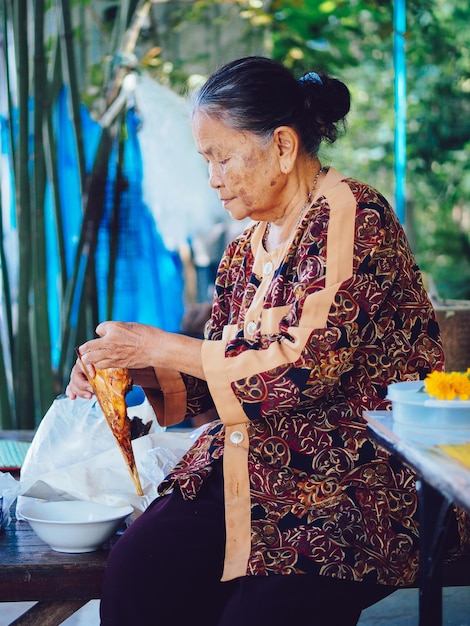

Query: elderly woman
[[67, 56, 445, 625]]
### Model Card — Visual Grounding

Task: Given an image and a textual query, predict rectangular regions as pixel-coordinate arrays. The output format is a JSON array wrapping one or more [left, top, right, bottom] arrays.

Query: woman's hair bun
[[299, 74, 351, 124], [298, 74, 351, 148]]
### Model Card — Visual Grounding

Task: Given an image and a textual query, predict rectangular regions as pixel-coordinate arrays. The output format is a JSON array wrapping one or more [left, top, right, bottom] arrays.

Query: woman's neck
[[263, 163, 326, 252]]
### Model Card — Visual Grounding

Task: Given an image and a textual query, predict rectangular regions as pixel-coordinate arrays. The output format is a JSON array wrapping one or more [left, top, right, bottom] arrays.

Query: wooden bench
[[0, 509, 120, 626]]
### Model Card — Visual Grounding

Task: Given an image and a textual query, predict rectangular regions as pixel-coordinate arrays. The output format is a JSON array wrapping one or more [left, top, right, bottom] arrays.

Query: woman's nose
[[208, 163, 222, 188]]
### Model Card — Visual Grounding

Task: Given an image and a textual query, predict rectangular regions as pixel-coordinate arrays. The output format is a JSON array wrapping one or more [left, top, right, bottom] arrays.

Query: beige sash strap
[[324, 178, 356, 288], [202, 337, 252, 581], [221, 422, 251, 581], [202, 340, 251, 425]]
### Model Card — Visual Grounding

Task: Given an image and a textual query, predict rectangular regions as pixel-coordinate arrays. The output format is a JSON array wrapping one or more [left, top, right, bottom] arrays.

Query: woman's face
[[192, 110, 286, 222]]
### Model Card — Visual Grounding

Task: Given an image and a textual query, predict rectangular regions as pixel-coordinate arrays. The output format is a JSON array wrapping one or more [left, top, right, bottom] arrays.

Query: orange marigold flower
[[424, 369, 470, 401]]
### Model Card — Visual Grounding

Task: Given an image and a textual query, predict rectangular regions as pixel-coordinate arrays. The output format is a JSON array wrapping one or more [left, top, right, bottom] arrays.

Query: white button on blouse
[[247, 321, 257, 336], [229, 430, 244, 445], [263, 261, 274, 275]]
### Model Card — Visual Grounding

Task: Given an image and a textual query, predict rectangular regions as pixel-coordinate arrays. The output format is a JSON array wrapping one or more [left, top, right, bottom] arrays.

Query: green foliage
[[403, 1, 470, 298], [268, 0, 370, 73], [259, 0, 470, 300]]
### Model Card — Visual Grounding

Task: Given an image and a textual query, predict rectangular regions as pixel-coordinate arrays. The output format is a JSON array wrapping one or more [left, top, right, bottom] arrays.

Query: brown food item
[[76, 351, 143, 495]]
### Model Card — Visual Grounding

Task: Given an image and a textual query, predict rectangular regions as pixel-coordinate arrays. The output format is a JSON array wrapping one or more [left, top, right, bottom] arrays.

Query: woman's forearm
[[152, 331, 206, 380], [78, 322, 206, 381]]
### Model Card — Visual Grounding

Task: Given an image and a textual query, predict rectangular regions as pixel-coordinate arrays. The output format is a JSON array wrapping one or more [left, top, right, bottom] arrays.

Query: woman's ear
[[273, 126, 299, 174]]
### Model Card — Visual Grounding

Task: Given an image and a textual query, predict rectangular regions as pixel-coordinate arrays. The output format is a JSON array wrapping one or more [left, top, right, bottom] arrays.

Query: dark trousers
[[100, 461, 395, 626]]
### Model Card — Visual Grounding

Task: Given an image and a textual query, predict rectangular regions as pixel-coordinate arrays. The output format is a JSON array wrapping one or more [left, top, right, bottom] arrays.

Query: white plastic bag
[[1, 471, 22, 529], [18, 395, 207, 520]]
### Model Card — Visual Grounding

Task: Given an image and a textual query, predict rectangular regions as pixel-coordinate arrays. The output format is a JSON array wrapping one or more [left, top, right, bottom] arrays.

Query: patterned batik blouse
[[145, 167, 445, 587]]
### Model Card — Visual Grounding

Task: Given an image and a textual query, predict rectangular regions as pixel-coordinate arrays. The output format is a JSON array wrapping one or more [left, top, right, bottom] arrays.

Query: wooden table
[[364, 411, 470, 626], [0, 508, 120, 626]]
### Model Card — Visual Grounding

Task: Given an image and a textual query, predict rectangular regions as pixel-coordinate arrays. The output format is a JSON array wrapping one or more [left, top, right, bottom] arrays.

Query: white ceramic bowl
[[387, 380, 470, 429], [20, 500, 133, 553]]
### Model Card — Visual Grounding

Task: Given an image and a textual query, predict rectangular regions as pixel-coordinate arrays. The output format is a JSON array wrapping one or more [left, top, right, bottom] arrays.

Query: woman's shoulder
[[327, 168, 400, 227], [215, 221, 259, 280], [223, 220, 258, 255], [327, 168, 390, 205]]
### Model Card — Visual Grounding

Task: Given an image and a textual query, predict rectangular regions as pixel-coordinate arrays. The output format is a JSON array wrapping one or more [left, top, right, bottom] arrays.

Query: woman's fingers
[[66, 361, 94, 399]]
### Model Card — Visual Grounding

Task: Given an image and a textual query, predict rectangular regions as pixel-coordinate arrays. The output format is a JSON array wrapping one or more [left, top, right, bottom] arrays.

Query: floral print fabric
[[158, 169, 445, 586]]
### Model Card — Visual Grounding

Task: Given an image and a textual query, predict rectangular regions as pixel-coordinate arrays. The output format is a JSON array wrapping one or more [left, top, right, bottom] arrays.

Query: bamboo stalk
[[58, 127, 113, 385], [12, 0, 35, 429], [0, 190, 14, 428], [0, 351, 14, 428], [121, 0, 151, 57], [0, 0, 17, 428], [104, 0, 150, 109], [77, 0, 87, 92], [43, 41, 67, 298], [0, 1, 14, 350], [107, 0, 142, 77], [2, 0, 16, 184], [107, 113, 127, 319], [58, 0, 87, 195], [30, 0, 55, 421]]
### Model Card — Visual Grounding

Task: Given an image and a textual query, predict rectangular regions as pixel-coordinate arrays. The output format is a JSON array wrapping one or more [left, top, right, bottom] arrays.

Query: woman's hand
[[65, 321, 160, 399], [66, 320, 205, 400], [78, 321, 161, 371], [65, 358, 94, 400]]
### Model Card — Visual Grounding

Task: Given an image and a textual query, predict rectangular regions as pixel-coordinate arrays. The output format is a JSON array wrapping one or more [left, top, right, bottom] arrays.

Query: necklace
[[263, 166, 326, 250]]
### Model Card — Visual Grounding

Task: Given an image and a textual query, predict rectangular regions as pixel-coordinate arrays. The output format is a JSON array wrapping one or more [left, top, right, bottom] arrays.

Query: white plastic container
[[387, 380, 470, 429]]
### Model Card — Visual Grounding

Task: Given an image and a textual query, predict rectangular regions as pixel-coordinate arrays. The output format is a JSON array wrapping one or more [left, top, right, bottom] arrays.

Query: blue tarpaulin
[[35, 87, 184, 368], [94, 101, 185, 330]]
